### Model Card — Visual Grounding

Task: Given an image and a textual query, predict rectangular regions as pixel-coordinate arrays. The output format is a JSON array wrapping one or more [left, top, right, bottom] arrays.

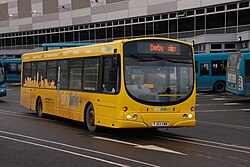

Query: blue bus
[[42, 43, 93, 51], [226, 50, 250, 96], [0, 58, 22, 83], [195, 52, 229, 93], [0, 62, 7, 97]]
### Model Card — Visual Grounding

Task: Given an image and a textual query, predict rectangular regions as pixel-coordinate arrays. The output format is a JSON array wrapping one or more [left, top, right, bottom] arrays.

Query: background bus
[[21, 38, 196, 131], [0, 58, 22, 83], [42, 43, 93, 51], [226, 50, 250, 96], [195, 52, 229, 93], [0, 62, 7, 97]]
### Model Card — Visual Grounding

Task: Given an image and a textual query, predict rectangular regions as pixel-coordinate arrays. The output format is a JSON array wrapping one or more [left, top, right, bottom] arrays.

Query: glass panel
[[178, 17, 194, 32], [102, 56, 119, 93], [58, 60, 68, 89], [212, 60, 227, 76], [200, 63, 209, 76], [154, 21, 168, 34], [123, 40, 193, 104], [69, 67, 82, 90], [83, 58, 99, 91], [206, 13, 225, 29], [113, 26, 124, 38], [239, 9, 250, 25], [37, 61, 46, 82], [133, 24, 145, 36], [31, 62, 37, 80], [23, 63, 31, 85]]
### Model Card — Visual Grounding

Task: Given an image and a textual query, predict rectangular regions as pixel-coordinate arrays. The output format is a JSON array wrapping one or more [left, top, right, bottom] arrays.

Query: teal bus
[[195, 52, 229, 93], [42, 43, 93, 51], [0, 58, 22, 83], [226, 50, 250, 96], [0, 62, 7, 97]]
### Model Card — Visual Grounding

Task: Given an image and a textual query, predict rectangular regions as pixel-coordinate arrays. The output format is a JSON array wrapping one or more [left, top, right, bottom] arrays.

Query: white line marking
[[212, 98, 228, 101], [241, 109, 250, 111], [156, 136, 250, 154], [198, 121, 250, 131], [0, 135, 128, 167], [0, 130, 159, 167], [224, 103, 240, 105], [93, 136, 187, 156], [93, 136, 137, 146], [196, 109, 234, 112], [135, 145, 187, 155]]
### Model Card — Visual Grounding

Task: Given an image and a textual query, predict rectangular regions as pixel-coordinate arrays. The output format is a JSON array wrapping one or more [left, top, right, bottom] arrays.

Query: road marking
[[224, 103, 240, 105], [93, 136, 187, 156], [135, 145, 187, 155], [196, 103, 241, 107], [155, 135, 250, 154], [212, 98, 228, 101], [197, 108, 250, 113], [0, 130, 158, 167], [0, 135, 128, 167], [198, 121, 250, 131], [241, 109, 250, 111]]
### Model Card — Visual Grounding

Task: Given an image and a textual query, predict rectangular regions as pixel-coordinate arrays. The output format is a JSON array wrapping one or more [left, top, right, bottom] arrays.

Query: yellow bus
[[20, 38, 196, 131]]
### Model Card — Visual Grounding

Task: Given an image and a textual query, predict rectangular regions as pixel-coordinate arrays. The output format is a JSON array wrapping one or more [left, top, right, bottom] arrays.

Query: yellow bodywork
[[20, 38, 196, 129]]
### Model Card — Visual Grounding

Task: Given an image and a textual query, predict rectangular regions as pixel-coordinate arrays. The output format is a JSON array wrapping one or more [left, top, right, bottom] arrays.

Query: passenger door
[[96, 56, 119, 127], [197, 62, 212, 90]]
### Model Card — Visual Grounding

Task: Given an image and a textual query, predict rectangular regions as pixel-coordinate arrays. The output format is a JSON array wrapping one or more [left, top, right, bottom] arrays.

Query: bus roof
[[195, 52, 230, 60], [23, 38, 193, 62], [42, 43, 94, 47], [0, 58, 22, 63]]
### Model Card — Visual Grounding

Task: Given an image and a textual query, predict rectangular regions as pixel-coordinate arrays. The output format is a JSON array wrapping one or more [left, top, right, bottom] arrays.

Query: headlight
[[126, 114, 131, 120]]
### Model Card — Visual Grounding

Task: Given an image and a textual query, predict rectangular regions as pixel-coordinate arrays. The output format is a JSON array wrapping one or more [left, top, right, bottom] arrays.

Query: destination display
[[124, 40, 192, 56]]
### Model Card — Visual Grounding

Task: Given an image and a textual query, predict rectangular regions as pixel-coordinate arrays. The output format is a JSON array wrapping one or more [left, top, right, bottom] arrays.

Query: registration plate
[[152, 122, 169, 127]]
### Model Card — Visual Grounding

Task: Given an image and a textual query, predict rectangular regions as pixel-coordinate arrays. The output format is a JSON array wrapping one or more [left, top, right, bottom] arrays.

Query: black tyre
[[214, 81, 226, 93], [37, 98, 43, 118], [85, 105, 97, 132]]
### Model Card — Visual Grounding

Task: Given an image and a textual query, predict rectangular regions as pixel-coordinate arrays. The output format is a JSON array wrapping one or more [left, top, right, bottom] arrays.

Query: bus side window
[[246, 60, 250, 83], [6, 63, 16, 74], [102, 56, 119, 93], [212, 60, 227, 76], [200, 63, 209, 76]]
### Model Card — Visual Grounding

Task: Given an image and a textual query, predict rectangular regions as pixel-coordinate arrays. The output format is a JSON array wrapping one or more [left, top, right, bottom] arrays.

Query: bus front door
[[96, 94, 116, 127], [197, 62, 212, 91]]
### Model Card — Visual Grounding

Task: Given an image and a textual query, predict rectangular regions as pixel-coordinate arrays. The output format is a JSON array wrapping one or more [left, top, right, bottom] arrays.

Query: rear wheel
[[37, 98, 43, 118], [85, 105, 97, 132], [214, 81, 226, 93]]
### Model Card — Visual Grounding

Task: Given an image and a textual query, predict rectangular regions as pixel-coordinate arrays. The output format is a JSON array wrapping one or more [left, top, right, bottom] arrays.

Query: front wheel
[[214, 81, 226, 93], [85, 105, 97, 132]]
